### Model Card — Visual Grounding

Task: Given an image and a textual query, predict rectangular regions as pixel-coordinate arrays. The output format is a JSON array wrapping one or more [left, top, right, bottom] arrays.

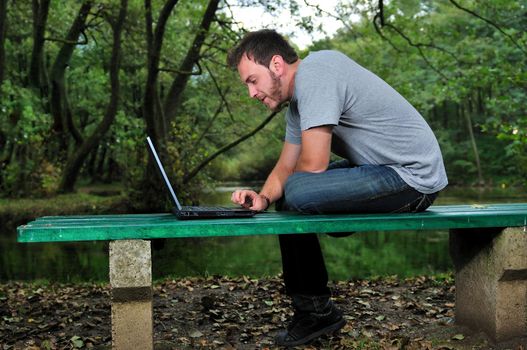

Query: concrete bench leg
[[450, 227, 527, 341], [109, 240, 153, 350]]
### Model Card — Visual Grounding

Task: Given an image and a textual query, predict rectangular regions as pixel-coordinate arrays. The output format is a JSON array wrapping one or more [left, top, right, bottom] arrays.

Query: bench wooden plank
[[18, 204, 527, 243]]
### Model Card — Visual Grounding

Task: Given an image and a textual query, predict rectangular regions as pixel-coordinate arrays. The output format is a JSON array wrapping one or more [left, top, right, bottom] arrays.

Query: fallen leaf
[[70, 336, 84, 348], [189, 330, 203, 338], [452, 333, 465, 340]]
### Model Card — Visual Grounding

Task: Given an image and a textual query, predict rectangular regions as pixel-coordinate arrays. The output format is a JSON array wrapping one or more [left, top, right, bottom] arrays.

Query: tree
[[321, 0, 526, 185], [58, 0, 128, 192], [0, 0, 8, 184], [28, 0, 50, 94], [49, 1, 92, 150], [0, 0, 7, 88]]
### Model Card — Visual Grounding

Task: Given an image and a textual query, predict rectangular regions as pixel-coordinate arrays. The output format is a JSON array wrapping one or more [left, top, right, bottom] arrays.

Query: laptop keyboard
[[182, 206, 240, 211]]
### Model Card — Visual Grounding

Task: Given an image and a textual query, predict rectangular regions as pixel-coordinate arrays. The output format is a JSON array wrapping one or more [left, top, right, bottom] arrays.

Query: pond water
[[1, 186, 527, 282]]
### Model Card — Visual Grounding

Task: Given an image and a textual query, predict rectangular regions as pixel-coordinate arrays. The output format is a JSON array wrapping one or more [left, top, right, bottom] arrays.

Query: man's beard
[[268, 70, 286, 112]]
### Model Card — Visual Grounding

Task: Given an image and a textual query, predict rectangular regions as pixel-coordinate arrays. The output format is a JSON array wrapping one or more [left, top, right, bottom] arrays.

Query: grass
[[0, 183, 127, 233], [0, 192, 124, 215]]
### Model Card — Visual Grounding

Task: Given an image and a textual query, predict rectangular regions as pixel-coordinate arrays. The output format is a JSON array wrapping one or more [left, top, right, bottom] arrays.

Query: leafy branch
[[183, 110, 280, 183], [373, 0, 456, 81], [448, 0, 526, 55]]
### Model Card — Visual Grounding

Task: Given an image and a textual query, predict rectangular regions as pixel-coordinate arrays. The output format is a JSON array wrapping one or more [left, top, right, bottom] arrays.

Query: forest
[[0, 0, 525, 210], [0, 2, 526, 347]]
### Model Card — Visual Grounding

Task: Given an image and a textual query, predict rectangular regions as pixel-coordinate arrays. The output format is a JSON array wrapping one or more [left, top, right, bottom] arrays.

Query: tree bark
[[0, 0, 7, 189], [462, 106, 484, 186], [162, 0, 220, 125], [86, 145, 99, 180], [0, 0, 7, 87], [49, 1, 92, 145], [59, 0, 128, 193], [143, 0, 179, 146], [95, 145, 107, 179], [138, 0, 181, 211], [29, 0, 50, 93]]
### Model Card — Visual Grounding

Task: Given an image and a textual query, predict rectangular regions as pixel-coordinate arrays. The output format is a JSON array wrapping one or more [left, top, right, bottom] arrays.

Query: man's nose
[[248, 85, 258, 98]]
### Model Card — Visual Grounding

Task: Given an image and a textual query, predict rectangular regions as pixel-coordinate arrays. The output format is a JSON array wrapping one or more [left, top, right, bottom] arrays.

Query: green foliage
[[0, 81, 50, 146], [313, 0, 526, 186], [208, 115, 285, 181], [1, 0, 525, 202], [0, 81, 55, 197], [0, 189, 125, 220], [321, 230, 451, 279]]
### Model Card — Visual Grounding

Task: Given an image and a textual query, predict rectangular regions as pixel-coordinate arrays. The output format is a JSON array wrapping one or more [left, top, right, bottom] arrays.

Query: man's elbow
[[306, 167, 327, 173], [295, 160, 328, 173]]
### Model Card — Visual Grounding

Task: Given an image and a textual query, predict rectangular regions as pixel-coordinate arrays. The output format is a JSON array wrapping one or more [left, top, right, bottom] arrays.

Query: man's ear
[[269, 55, 285, 76]]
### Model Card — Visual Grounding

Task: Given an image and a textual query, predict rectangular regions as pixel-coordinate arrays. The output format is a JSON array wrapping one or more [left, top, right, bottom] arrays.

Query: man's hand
[[231, 189, 269, 211]]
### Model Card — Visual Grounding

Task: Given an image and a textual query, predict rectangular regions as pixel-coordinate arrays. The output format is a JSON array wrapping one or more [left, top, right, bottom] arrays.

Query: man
[[227, 29, 448, 346]]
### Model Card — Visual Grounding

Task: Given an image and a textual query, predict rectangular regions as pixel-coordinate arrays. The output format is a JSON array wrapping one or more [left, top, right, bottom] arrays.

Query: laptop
[[146, 137, 256, 219]]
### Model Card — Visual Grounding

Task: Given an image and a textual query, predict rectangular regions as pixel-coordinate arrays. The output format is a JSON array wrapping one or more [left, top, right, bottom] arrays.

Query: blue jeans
[[278, 161, 438, 296]]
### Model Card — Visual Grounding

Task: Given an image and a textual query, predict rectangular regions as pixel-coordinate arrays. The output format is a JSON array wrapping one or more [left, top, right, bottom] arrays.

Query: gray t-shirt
[[285, 50, 448, 194]]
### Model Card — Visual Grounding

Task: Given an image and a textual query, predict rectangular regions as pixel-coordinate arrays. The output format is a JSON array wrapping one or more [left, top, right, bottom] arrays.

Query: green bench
[[18, 203, 527, 349]]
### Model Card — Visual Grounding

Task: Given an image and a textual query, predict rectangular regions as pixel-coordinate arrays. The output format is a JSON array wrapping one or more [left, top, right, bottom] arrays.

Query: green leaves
[[321, 0, 526, 186], [452, 333, 465, 340], [70, 335, 84, 348]]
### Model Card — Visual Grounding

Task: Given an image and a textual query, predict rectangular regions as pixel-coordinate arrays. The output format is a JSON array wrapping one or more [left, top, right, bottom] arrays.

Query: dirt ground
[[1, 275, 526, 349]]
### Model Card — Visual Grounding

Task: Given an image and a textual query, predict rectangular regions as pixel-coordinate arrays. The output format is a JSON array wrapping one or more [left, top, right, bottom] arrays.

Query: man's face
[[237, 54, 284, 111]]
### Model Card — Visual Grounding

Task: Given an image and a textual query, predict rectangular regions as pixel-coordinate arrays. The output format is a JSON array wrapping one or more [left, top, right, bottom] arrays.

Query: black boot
[[275, 294, 345, 347]]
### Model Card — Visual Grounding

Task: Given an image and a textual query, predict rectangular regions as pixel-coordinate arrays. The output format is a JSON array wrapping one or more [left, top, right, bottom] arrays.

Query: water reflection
[[2, 186, 527, 282]]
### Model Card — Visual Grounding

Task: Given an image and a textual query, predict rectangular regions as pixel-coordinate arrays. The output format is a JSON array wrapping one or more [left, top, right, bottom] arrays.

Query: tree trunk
[[95, 145, 107, 179], [86, 145, 99, 181], [138, 0, 180, 211], [59, 0, 127, 193], [29, 0, 50, 94], [0, 0, 7, 88], [162, 0, 220, 125], [0, 0, 7, 190], [105, 155, 118, 183], [49, 1, 92, 147], [138, 0, 220, 210], [462, 107, 484, 186], [143, 0, 179, 146], [442, 100, 448, 128]]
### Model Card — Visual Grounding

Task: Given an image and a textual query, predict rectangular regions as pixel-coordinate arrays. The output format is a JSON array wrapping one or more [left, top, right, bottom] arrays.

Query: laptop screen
[[146, 136, 183, 211]]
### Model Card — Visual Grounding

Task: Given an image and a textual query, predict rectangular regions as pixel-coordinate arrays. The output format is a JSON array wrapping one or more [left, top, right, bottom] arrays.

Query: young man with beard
[[227, 29, 448, 346]]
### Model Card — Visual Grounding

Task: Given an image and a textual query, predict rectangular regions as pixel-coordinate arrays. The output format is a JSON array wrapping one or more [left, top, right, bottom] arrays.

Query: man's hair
[[227, 29, 298, 69]]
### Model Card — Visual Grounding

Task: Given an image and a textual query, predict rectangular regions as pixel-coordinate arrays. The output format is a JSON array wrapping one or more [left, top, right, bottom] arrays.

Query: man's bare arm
[[232, 141, 300, 211], [295, 125, 333, 173], [259, 141, 301, 203], [231, 125, 333, 211]]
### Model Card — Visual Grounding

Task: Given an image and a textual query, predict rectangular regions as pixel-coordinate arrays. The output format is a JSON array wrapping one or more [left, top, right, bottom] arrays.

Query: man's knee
[[284, 173, 319, 213]]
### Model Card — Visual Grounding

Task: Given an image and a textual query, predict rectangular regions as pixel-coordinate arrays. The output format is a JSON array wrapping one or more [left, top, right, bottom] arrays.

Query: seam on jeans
[[297, 201, 323, 214], [308, 188, 414, 214], [412, 194, 429, 213], [390, 194, 425, 214], [310, 184, 415, 213], [362, 182, 412, 203], [414, 193, 436, 212], [359, 166, 414, 202]]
